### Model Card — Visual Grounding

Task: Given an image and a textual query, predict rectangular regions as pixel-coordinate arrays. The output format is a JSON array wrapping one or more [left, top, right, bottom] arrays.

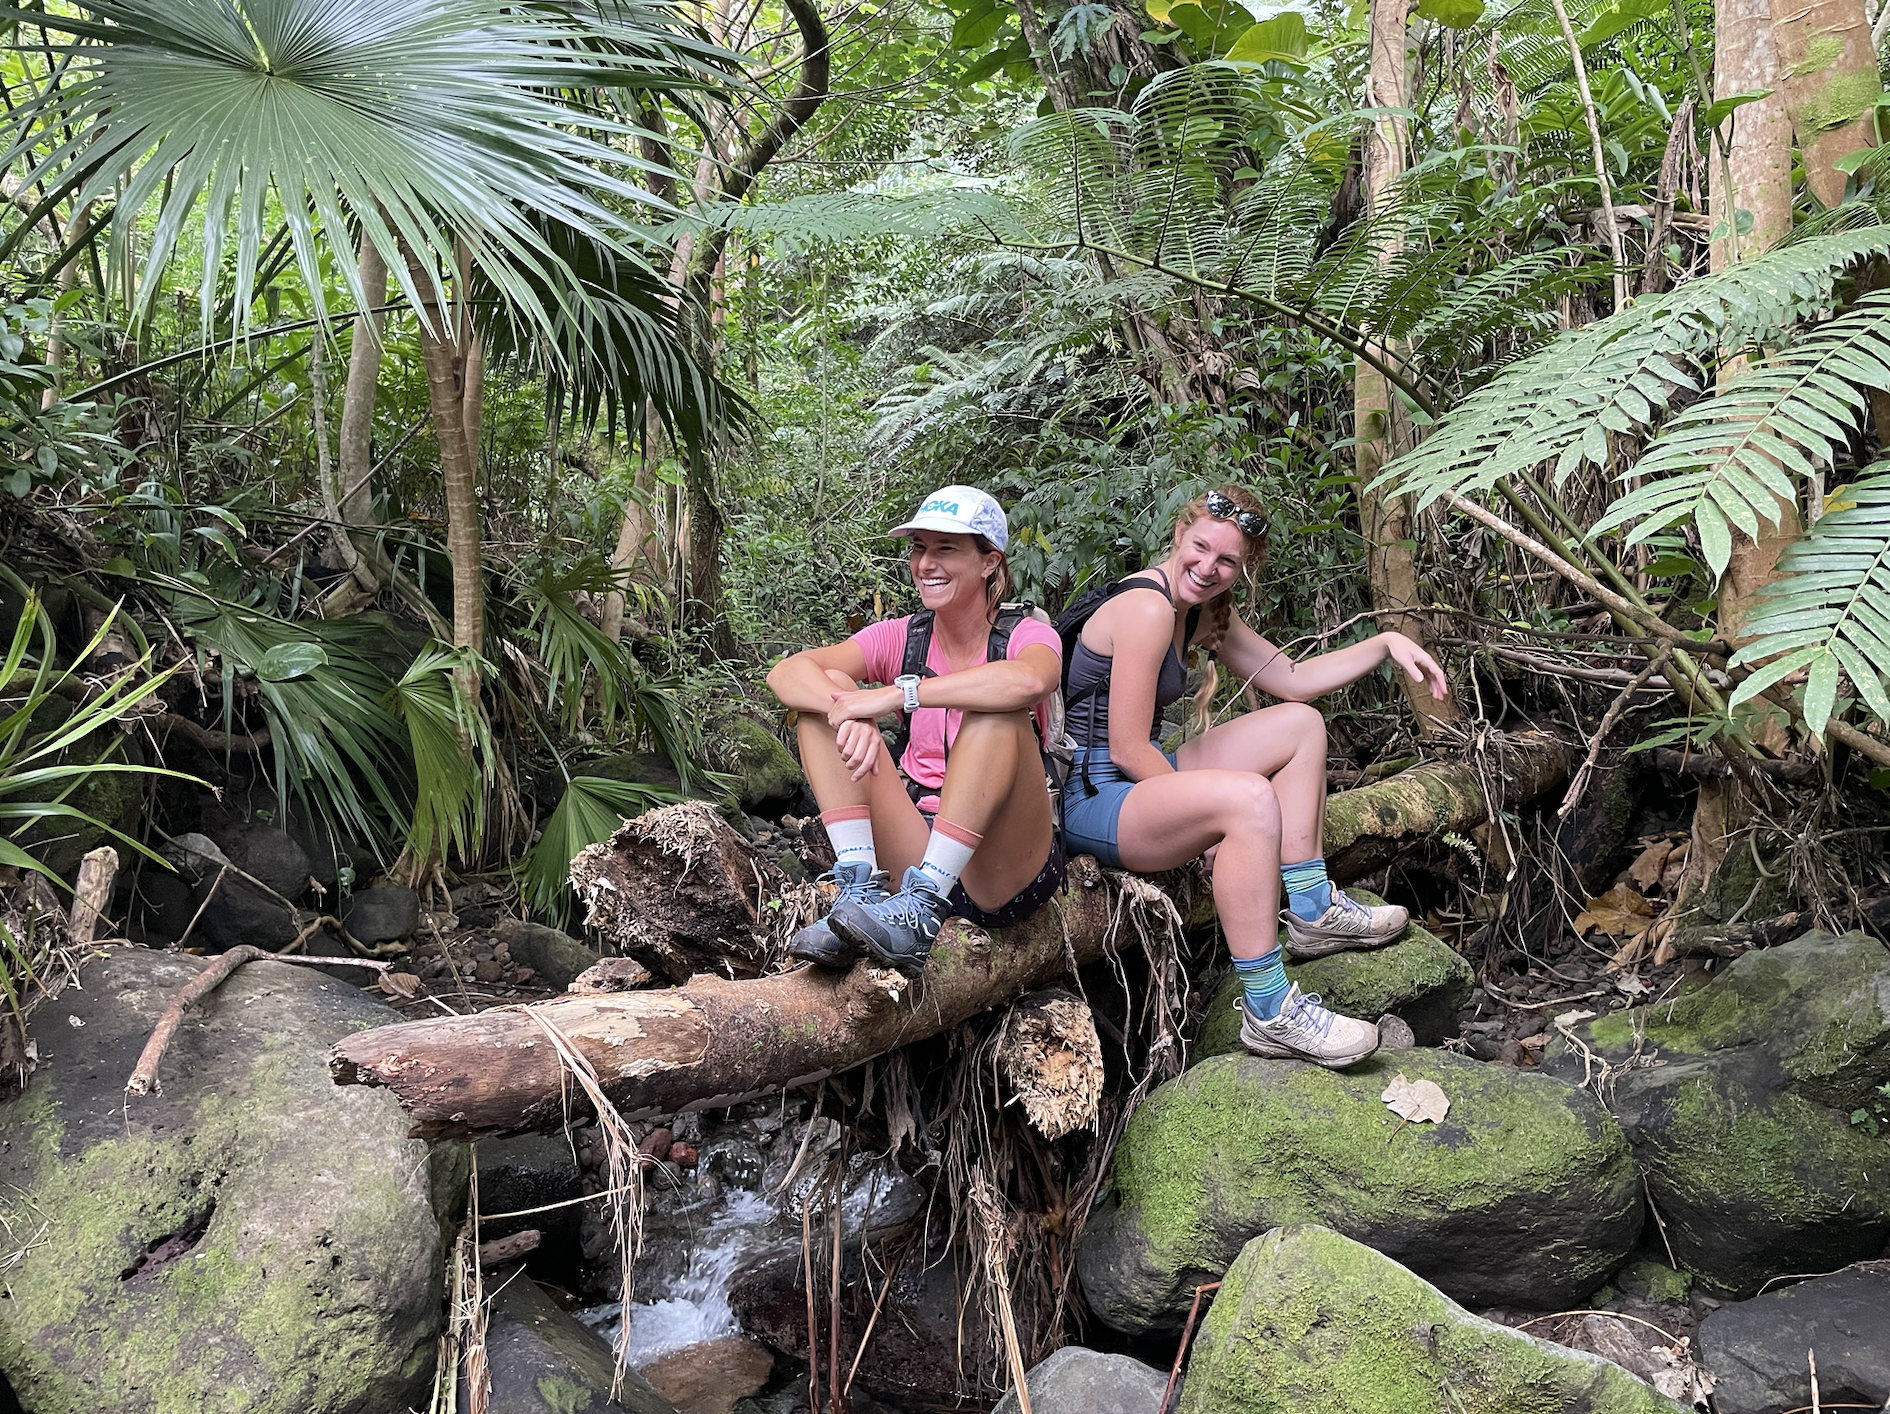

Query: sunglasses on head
[[1205, 489, 1267, 538]]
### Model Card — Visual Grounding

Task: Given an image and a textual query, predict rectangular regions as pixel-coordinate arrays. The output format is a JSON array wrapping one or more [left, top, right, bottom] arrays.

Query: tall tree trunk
[[1772, 0, 1881, 207], [602, 440, 662, 645], [406, 250, 484, 658], [679, 0, 832, 642], [321, 236, 389, 616], [41, 201, 89, 408], [1710, 0, 1794, 269], [1355, 0, 1459, 736], [1688, 0, 1803, 894]]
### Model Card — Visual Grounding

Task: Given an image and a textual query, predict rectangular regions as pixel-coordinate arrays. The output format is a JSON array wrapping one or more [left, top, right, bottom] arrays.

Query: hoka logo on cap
[[890, 484, 1009, 551]]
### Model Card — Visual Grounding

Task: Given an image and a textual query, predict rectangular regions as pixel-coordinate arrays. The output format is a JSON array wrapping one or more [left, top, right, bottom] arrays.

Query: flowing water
[[581, 1159, 916, 1366]]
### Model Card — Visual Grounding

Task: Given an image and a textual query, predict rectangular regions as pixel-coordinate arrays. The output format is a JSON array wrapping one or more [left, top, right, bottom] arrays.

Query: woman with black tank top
[[1061, 484, 1450, 1069]]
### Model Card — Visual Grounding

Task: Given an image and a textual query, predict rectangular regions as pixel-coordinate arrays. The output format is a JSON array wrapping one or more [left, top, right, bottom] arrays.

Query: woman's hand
[[828, 686, 899, 781], [1384, 632, 1451, 701]]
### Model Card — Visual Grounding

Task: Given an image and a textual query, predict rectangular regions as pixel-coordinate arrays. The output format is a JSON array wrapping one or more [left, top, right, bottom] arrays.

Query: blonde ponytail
[[1190, 592, 1235, 731]]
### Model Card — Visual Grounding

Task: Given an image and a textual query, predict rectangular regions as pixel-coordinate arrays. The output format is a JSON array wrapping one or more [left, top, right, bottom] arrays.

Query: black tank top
[[1066, 569, 1196, 751]]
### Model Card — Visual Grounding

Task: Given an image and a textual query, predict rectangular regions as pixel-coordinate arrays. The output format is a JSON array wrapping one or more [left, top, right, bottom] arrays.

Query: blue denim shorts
[[1059, 745, 1176, 869]]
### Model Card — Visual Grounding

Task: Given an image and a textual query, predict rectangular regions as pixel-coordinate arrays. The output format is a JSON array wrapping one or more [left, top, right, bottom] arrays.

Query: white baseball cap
[[889, 485, 1009, 551]]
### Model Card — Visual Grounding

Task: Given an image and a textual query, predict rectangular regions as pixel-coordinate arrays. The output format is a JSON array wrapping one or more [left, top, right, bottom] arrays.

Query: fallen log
[[331, 731, 1570, 1139], [1323, 730, 1570, 880]]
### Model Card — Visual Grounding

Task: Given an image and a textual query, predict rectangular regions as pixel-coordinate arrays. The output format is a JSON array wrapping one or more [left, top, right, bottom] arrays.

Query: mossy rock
[[472, 1273, 679, 1414], [1075, 1049, 1639, 1336], [1616, 1261, 1691, 1305], [1196, 906, 1472, 1056], [1541, 929, 1890, 1296], [0, 948, 469, 1413], [709, 715, 803, 812], [1179, 1225, 1688, 1414]]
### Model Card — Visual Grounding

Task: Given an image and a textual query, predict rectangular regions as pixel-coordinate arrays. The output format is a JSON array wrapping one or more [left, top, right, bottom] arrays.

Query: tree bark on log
[[330, 734, 1569, 1138]]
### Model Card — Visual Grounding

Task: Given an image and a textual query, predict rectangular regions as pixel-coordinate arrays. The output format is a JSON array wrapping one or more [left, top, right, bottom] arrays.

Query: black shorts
[[923, 815, 1067, 928]]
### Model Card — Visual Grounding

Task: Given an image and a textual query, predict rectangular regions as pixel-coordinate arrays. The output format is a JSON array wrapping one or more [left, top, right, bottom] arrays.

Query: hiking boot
[[788, 862, 889, 967], [829, 866, 951, 978], [1238, 985, 1380, 1069], [1282, 889, 1408, 959]]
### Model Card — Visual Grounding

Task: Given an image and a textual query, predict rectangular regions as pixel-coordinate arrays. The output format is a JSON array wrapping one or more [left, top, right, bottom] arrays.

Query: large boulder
[[184, 825, 313, 951], [1697, 1263, 1890, 1414], [1178, 1225, 1687, 1414], [0, 947, 468, 1414], [1196, 908, 1472, 1054], [709, 717, 802, 814], [340, 882, 418, 945], [475, 1272, 681, 1414], [1076, 1049, 1639, 1335], [496, 918, 599, 992], [1541, 929, 1890, 1295], [991, 1347, 1168, 1414]]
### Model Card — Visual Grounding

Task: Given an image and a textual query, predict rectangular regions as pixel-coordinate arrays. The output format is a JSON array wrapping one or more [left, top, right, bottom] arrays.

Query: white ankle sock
[[821, 808, 876, 870], [916, 818, 981, 893]]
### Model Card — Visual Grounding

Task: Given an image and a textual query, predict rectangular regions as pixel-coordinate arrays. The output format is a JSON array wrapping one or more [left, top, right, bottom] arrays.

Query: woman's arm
[[766, 641, 873, 713], [1104, 595, 1183, 781], [823, 645, 1061, 726], [1218, 617, 1449, 703]]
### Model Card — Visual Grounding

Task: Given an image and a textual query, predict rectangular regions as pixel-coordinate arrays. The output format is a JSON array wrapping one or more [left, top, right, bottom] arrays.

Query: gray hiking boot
[[1282, 888, 1408, 959], [788, 861, 889, 967], [1238, 984, 1380, 1069], [829, 866, 951, 978]]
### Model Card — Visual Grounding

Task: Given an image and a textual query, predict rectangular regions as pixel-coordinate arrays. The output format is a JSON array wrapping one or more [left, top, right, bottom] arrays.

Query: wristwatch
[[894, 674, 923, 713]]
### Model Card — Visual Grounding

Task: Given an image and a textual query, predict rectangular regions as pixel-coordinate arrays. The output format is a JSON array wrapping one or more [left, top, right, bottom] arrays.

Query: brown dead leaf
[[1381, 1073, 1450, 1125], [380, 971, 421, 999], [1627, 840, 1673, 892], [1659, 843, 1689, 896], [1573, 884, 1653, 939]]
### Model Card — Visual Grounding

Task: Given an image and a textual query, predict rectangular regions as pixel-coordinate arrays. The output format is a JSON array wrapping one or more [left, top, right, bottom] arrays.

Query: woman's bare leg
[[1175, 701, 1326, 863], [794, 670, 930, 875], [935, 710, 1055, 911], [1113, 770, 1282, 960]]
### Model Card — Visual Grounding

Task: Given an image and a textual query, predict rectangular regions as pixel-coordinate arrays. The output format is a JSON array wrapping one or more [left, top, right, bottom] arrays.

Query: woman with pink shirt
[[766, 486, 1063, 977]]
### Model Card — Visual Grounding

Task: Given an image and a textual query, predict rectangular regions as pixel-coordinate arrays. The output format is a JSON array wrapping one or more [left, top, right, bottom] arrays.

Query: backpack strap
[[887, 611, 936, 772]]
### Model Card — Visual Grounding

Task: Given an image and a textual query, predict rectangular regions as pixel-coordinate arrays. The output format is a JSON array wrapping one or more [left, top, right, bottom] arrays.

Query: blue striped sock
[[1281, 857, 1333, 921], [1233, 948, 1292, 1020]]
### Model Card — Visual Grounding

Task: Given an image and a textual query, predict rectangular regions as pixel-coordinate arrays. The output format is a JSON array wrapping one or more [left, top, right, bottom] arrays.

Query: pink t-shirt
[[849, 613, 1062, 801]]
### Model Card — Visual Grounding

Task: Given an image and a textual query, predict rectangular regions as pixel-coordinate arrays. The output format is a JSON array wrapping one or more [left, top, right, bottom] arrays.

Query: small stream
[[580, 1147, 918, 1367]]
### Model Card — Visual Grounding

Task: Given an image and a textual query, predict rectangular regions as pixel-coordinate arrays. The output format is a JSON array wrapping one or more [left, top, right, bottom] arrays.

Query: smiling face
[[908, 530, 1002, 617], [1169, 514, 1251, 605]]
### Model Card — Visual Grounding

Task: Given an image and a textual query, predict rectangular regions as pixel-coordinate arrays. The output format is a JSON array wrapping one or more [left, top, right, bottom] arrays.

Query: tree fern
[[1729, 470, 1890, 734], [1597, 291, 1890, 576]]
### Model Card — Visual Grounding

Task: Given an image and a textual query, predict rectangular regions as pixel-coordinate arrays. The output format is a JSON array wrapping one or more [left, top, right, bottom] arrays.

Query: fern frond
[[1729, 469, 1890, 733], [1598, 292, 1890, 575], [1385, 228, 1890, 509]]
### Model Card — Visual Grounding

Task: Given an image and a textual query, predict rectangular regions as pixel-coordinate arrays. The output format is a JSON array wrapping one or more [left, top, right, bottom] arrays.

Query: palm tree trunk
[[1354, 0, 1458, 736], [406, 250, 484, 658]]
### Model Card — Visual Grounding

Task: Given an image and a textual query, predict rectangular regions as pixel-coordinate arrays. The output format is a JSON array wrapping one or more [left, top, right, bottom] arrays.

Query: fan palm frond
[[517, 774, 680, 920], [1, 0, 733, 343], [385, 643, 495, 868]]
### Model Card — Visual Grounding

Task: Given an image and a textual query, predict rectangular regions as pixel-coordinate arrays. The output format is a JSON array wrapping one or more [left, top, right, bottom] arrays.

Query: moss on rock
[[0, 949, 467, 1413], [1179, 1226, 1687, 1414], [711, 716, 803, 812], [1075, 1049, 1639, 1335], [1544, 930, 1890, 1295], [1196, 904, 1471, 1056]]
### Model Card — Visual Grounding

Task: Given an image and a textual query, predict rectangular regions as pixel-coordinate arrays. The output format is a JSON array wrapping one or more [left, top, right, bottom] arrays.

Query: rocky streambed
[[1, 911, 1887, 1414]]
